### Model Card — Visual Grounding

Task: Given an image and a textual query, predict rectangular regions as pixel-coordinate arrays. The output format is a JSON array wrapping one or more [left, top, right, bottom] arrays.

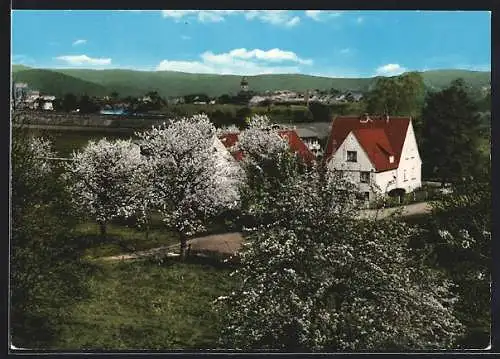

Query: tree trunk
[[99, 221, 107, 239], [179, 233, 188, 260]]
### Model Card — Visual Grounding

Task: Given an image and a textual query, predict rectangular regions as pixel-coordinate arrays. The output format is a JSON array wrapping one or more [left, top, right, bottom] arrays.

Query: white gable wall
[[395, 121, 422, 192], [373, 169, 398, 194], [327, 132, 375, 194]]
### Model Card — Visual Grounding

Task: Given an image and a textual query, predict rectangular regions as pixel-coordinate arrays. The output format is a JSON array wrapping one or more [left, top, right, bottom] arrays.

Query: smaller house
[[219, 129, 315, 164], [293, 127, 324, 158], [40, 95, 56, 111]]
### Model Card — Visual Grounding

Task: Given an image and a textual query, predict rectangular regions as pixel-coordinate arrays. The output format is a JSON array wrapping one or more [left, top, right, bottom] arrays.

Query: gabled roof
[[352, 129, 397, 171], [218, 129, 315, 163], [325, 115, 411, 171], [277, 130, 316, 163]]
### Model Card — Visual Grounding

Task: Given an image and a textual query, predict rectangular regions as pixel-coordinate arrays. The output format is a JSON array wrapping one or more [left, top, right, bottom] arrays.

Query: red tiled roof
[[218, 130, 315, 163], [352, 129, 397, 171], [277, 130, 316, 163], [219, 133, 243, 160], [325, 115, 411, 171], [219, 133, 239, 148]]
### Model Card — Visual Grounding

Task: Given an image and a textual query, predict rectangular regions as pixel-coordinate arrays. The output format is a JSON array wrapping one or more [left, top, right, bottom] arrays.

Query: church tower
[[240, 76, 249, 92]]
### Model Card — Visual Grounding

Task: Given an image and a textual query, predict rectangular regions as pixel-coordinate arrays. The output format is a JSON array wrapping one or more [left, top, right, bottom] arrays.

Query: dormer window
[[389, 155, 394, 163], [347, 151, 357, 162]]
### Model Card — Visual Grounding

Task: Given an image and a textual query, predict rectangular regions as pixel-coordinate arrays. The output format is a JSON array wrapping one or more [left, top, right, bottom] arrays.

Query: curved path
[[100, 202, 433, 262]]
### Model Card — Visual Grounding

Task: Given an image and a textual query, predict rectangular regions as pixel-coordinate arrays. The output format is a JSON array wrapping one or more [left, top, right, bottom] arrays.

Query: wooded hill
[[12, 65, 490, 99]]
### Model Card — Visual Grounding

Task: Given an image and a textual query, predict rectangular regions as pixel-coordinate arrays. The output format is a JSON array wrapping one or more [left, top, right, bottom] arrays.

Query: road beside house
[[357, 201, 433, 220]]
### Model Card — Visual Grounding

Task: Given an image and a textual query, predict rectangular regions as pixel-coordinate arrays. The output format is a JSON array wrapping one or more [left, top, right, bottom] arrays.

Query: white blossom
[[136, 114, 243, 238], [216, 164, 464, 350], [65, 138, 145, 225]]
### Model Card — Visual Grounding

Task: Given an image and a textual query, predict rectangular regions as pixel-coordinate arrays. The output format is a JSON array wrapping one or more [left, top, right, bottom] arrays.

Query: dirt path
[[100, 232, 244, 262], [99, 202, 433, 262], [357, 201, 433, 220]]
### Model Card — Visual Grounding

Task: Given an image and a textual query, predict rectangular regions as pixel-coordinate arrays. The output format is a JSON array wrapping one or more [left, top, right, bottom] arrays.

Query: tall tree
[[11, 130, 91, 347], [78, 94, 99, 114], [62, 93, 78, 112], [65, 139, 145, 238], [421, 79, 485, 183], [366, 72, 425, 117], [308, 101, 331, 122], [145, 91, 165, 110], [110, 91, 120, 102], [235, 115, 307, 229], [136, 114, 243, 258]]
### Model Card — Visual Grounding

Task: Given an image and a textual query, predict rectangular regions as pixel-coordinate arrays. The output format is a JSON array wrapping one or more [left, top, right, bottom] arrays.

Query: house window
[[356, 192, 370, 201], [360, 171, 370, 183], [404, 169, 408, 182], [411, 167, 416, 180], [347, 151, 357, 162]]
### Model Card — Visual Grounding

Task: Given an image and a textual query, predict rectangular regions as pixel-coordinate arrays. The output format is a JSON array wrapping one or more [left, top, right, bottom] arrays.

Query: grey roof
[[278, 121, 332, 139]]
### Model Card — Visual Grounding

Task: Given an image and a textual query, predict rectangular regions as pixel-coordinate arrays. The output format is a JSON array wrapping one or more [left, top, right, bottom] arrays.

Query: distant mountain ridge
[[11, 64, 491, 98]]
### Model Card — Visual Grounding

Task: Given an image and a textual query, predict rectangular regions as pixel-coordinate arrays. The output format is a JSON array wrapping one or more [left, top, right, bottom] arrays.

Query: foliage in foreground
[[216, 140, 464, 350], [422, 172, 491, 347], [10, 129, 94, 348]]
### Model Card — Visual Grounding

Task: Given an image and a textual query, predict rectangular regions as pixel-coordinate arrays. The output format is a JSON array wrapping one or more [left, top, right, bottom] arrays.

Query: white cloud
[[356, 16, 364, 24], [161, 10, 239, 23], [156, 47, 310, 75], [339, 48, 351, 54], [305, 10, 321, 21], [72, 39, 87, 46], [161, 10, 301, 27], [203, 48, 312, 65], [375, 63, 406, 76], [181, 35, 191, 40], [55, 54, 112, 66], [245, 10, 300, 27], [156, 59, 300, 75], [304, 10, 343, 21]]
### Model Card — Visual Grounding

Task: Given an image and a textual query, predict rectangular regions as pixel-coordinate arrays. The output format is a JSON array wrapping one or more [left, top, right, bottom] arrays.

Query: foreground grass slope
[[56, 259, 236, 350], [12, 65, 490, 98]]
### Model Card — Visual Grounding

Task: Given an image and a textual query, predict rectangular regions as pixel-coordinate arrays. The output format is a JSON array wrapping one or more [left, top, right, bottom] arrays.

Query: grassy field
[[73, 221, 179, 259], [22, 127, 137, 156], [54, 259, 236, 350]]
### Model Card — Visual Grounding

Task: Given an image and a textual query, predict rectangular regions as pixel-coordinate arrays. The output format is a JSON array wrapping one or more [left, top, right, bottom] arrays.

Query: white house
[[325, 114, 422, 200]]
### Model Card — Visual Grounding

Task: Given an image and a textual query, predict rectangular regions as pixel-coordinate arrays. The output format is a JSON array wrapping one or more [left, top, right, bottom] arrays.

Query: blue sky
[[11, 10, 491, 78]]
